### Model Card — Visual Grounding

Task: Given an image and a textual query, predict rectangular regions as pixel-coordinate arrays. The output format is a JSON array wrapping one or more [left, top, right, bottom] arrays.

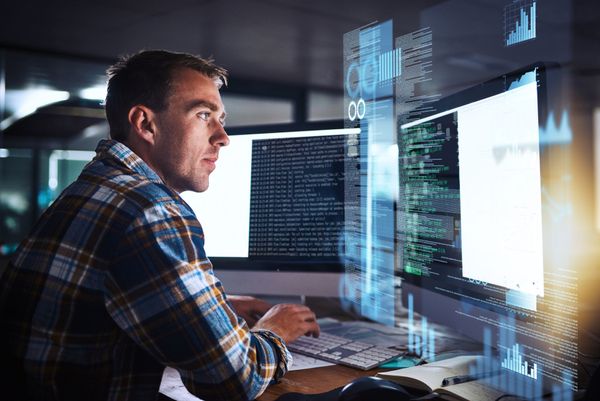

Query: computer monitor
[[397, 64, 578, 393], [181, 121, 360, 298]]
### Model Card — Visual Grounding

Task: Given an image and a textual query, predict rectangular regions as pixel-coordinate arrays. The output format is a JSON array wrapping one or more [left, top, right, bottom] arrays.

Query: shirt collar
[[94, 139, 164, 185]]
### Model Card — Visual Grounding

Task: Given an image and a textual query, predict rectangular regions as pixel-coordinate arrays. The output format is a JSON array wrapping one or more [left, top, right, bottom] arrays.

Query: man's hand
[[252, 304, 320, 344], [228, 295, 273, 327]]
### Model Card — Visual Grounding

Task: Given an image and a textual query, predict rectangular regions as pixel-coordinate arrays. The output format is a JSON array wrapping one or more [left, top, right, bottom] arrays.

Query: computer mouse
[[337, 376, 412, 401]]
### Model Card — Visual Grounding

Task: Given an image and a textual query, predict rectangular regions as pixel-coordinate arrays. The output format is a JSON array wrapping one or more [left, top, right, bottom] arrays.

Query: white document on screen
[[458, 82, 544, 297]]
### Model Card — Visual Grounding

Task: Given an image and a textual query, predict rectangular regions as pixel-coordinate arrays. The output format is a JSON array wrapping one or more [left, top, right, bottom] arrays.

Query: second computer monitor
[[398, 64, 578, 391], [181, 122, 360, 297]]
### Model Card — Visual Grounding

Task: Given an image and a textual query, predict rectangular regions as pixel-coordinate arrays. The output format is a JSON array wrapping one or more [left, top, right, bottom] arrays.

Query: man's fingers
[[291, 309, 316, 323], [284, 303, 312, 313], [299, 319, 320, 338], [253, 303, 321, 343], [307, 323, 320, 338]]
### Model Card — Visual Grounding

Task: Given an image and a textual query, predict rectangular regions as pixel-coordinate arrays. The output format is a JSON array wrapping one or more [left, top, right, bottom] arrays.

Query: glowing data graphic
[[505, 0, 537, 46], [343, 20, 398, 325], [407, 293, 435, 361], [468, 328, 503, 387], [378, 48, 402, 83], [469, 326, 544, 399], [539, 110, 572, 145], [502, 343, 538, 379]]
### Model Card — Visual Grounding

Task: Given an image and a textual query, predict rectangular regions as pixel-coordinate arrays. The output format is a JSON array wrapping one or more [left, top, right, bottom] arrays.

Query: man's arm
[[103, 201, 317, 401]]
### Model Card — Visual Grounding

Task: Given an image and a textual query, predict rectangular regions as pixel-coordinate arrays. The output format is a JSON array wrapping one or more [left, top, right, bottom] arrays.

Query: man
[[0, 50, 320, 401]]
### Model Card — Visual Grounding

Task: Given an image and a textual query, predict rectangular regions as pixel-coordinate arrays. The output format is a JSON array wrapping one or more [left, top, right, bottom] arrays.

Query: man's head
[[105, 50, 230, 193], [105, 50, 227, 142]]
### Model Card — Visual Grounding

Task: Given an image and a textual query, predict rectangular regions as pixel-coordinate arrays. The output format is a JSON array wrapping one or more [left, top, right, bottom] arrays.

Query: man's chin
[[175, 175, 209, 193], [190, 180, 209, 193]]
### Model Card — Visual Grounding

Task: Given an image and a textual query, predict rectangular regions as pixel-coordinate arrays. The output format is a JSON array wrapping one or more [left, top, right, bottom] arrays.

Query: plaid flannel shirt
[[0, 139, 290, 401]]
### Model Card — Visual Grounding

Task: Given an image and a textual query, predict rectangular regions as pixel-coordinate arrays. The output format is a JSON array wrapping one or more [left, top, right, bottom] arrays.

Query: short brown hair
[[105, 50, 228, 142]]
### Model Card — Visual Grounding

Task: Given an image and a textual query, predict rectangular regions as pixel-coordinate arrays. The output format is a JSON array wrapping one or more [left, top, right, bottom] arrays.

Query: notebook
[[376, 355, 504, 401]]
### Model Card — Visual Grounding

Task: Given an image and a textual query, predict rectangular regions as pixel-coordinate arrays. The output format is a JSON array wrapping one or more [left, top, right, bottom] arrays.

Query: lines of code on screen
[[248, 135, 347, 258], [399, 112, 461, 278]]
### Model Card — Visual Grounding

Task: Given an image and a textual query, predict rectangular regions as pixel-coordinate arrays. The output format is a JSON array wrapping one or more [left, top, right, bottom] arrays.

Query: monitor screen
[[398, 64, 578, 393], [181, 122, 361, 297], [400, 66, 544, 309]]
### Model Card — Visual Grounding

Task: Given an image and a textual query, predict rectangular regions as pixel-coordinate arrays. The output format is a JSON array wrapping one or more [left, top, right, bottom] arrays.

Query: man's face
[[149, 68, 229, 193]]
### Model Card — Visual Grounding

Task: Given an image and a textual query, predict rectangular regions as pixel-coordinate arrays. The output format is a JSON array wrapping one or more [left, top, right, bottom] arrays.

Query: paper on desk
[[160, 355, 332, 400], [160, 367, 205, 401], [289, 352, 334, 371]]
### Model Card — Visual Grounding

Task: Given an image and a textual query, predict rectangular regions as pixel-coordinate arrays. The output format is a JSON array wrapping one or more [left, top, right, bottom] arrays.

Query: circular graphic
[[347, 101, 357, 121], [360, 55, 378, 97], [345, 62, 361, 99], [356, 98, 366, 119]]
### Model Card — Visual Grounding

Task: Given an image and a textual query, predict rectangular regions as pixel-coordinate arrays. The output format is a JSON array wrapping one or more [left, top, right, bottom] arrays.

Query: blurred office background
[[0, 0, 440, 255], [0, 0, 599, 316]]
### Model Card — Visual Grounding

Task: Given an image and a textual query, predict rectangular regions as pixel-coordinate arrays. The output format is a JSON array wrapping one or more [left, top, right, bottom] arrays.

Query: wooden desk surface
[[257, 365, 383, 401]]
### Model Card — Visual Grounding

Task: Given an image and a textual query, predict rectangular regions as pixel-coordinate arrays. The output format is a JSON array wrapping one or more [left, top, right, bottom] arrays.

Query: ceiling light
[[79, 85, 107, 101], [1, 88, 70, 130]]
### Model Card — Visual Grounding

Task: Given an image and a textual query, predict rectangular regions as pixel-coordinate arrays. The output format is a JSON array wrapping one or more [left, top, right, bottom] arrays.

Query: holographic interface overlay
[[342, 20, 403, 325], [398, 65, 577, 393]]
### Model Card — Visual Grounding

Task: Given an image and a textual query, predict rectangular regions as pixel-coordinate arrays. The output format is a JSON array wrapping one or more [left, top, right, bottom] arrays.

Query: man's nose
[[213, 124, 230, 147]]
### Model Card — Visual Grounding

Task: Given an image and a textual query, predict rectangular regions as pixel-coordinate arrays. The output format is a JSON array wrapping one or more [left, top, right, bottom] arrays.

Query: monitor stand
[[257, 294, 306, 305], [214, 269, 343, 300]]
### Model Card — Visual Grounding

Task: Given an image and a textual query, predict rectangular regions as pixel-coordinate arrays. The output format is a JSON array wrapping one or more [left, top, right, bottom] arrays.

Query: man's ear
[[128, 105, 157, 145]]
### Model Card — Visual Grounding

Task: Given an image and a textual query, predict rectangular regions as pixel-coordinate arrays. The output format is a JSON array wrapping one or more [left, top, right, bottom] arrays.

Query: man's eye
[[198, 112, 210, 121], [219, 118, 226, 127]]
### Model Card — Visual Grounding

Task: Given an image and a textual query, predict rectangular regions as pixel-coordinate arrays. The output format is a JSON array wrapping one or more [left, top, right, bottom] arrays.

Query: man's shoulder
[[70, 159, 185, 216]]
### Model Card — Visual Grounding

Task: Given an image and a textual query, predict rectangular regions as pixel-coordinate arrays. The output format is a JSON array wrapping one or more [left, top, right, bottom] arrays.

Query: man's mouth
[[203, 157, 218, 169]]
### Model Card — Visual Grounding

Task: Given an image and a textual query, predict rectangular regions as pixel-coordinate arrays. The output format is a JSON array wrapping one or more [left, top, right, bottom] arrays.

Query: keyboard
[[287, 332, 404, 370]]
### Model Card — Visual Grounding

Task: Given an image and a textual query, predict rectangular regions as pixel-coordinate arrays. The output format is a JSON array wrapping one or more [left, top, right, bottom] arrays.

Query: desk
[[159, 297, 480, 401], [257, 365, 383, 401], [159, 295, 589, 401]]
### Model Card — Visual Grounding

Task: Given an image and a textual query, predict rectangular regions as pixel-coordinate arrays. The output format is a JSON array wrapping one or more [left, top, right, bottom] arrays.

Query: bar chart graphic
[[407, 293, 435, 361], [504, 0, 537, 46], [378, 48, 402, 83], [502, 343, 538, 379], [469, 326, 544, 399]]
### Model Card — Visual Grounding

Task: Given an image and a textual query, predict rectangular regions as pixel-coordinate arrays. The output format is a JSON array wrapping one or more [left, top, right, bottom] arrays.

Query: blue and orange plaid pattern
[[0, 139, 290, 401]]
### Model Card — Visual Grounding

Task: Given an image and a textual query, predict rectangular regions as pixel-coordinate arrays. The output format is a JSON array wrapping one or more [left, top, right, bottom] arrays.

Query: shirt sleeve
[[103, 199, 288, 401]]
